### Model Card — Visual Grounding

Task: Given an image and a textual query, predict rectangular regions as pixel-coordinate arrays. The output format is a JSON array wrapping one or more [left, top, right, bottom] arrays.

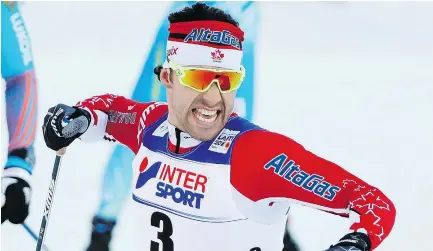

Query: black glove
[[42, 104, 91, 151], [1, 168, 31, 224], [325, 232, 371, 251]]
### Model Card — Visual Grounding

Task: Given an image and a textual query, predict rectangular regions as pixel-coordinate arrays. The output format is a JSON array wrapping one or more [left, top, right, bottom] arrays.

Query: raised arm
[[42, 94, 167, 153], [76, 94, 167, 153]]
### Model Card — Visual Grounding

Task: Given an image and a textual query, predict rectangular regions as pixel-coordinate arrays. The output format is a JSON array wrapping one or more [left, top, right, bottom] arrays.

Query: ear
[[160, 68, 173, 89]]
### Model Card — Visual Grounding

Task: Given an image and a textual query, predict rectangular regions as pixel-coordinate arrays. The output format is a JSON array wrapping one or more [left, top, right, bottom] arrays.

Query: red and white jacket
[[77, 94, 396, 251]]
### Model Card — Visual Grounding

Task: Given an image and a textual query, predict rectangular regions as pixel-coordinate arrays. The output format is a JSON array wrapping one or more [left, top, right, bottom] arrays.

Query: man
[[42, 3, 395, 251], [2, 1, 38, 226], [84, 2, 275, 251]]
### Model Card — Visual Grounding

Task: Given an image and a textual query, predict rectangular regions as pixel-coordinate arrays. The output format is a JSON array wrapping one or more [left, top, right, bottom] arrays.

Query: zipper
[[175, 127, 181, 154]]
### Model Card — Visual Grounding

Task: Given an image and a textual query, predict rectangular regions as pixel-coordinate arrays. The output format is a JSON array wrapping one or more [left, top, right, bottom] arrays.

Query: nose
[[202, 81, 222, 107]]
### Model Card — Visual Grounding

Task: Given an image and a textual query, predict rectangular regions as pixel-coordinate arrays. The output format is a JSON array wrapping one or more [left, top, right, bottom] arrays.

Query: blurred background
[[1, 1, 433, 251]]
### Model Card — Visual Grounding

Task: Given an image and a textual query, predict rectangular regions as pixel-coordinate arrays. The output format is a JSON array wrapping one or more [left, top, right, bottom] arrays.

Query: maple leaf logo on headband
[[211, 49, 225, 63]]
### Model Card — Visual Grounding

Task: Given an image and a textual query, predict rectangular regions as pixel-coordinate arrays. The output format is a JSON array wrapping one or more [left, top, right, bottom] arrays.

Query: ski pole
[[35, 148, 65, 251], [35, 110, 89, 251], [22, 223, 51, 251]]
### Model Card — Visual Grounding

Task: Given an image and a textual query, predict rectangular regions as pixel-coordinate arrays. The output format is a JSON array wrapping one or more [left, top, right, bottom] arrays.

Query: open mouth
[[192, 108, 221, 123]]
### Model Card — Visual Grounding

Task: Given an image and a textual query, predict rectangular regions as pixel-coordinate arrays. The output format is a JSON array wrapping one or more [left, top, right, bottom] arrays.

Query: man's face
[[162, 68, 237, 141]]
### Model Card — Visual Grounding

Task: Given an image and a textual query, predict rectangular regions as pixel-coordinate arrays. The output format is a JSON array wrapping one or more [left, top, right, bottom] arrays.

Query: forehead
[[185, 65, 231, 71]]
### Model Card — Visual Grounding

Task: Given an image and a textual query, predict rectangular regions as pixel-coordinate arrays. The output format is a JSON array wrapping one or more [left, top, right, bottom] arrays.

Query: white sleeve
[[79, 108, 109, 142]]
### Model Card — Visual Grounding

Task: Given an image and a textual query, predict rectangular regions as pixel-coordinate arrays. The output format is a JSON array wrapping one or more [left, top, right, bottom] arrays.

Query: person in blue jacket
[[1, 1, 38, 225]]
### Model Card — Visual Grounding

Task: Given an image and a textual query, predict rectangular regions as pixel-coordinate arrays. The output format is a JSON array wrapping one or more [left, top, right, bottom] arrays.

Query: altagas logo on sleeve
[[264, 153, 341, 201], [136, 157, 207, 209]]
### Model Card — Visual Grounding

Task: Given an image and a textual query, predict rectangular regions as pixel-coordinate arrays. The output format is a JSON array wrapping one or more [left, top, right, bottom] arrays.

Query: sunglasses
[[168, 60, 246, 94]]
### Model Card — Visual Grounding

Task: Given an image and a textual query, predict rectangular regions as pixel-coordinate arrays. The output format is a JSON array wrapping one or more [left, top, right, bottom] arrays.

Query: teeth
[[196, 114, 216, 123], [195, 110, 217, 123], [197, 108, 217, 116]]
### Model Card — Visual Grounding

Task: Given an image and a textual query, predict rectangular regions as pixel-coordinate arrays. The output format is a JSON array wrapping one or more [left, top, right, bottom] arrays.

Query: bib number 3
[[150, 211, 261, 251], [150, 212, 174, 251]]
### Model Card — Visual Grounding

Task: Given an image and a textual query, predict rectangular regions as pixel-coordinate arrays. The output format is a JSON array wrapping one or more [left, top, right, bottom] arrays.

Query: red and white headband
[[163, 21, 244, 71]]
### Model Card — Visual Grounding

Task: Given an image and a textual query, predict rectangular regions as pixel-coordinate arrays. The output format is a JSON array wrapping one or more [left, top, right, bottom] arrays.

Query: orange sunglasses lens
[[180, 69, 243, 92]]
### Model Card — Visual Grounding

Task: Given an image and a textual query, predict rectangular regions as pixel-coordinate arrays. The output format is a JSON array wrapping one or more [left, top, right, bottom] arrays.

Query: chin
[[190, 127, 221, 141]]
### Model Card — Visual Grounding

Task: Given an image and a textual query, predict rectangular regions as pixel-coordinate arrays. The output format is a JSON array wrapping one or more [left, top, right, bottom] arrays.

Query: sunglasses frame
[[168, 60, 246, 94]]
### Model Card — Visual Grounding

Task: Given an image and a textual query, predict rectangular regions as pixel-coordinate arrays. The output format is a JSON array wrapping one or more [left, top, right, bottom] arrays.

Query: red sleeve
[[75, 94, 167, 153], [231, 130, 396, 250]]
